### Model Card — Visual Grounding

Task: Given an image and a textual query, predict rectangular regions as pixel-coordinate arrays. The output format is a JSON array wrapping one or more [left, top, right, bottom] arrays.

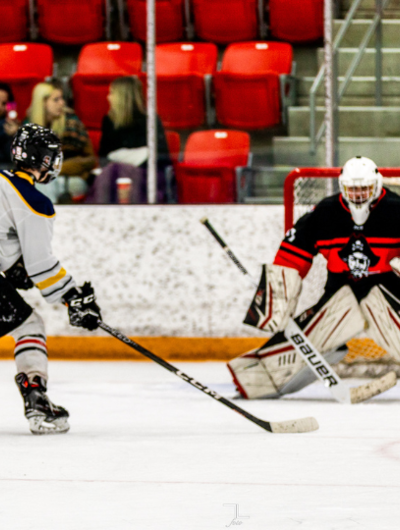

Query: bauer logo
[[223, 504, 250, 527]]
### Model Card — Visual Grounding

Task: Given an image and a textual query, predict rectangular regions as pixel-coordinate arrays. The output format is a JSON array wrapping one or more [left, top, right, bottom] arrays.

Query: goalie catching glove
[[62, 282, 101, 331], [243, 264, 302, 334]]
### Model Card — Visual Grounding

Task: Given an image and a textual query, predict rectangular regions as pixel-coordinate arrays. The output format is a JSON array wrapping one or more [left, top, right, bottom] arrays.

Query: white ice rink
[[1, 360, 400, 530]]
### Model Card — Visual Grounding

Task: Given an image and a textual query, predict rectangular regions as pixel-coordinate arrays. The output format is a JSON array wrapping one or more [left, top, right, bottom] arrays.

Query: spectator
[[0, 83, 20, 164], [26, 80, 96, 203], [90, 76, 171, 204]]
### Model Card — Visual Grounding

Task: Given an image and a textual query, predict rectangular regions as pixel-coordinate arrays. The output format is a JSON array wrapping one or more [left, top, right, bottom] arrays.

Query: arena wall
[[0, 205, 328, 360]]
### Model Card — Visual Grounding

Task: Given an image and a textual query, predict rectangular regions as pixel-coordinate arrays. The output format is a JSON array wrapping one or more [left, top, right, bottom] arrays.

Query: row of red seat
[[1, 0, 323, 45], [168, 129, 251, 204], [0, 42, 292, 151]]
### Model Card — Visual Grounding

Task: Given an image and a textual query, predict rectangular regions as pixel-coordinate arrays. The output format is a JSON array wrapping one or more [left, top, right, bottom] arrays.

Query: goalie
[[229, 156, 400, 399]]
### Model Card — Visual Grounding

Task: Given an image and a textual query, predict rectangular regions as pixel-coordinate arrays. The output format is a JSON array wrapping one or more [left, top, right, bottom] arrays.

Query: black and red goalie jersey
[[274, 188, 400, 300]]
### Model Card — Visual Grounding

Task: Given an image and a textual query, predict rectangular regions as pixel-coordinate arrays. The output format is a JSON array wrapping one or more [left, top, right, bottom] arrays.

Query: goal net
[[284, 167, 400, 377]]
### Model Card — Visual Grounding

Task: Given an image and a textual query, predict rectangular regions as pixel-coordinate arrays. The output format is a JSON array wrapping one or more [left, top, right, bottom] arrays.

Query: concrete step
[[297, 95, 400, 106], [340, 0, 400, 18], [289, 106, 400, 137], [273, 136, 400, 166], [293, 47, 319, 77], [317, 48, 400, 76], [297, 75, 400, 98], [334, 19, 400, 47]]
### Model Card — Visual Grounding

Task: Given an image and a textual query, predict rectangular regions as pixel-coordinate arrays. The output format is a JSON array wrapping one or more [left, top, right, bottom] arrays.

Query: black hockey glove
[[3, 257, 34, 290], [62, 282, 102, 331]]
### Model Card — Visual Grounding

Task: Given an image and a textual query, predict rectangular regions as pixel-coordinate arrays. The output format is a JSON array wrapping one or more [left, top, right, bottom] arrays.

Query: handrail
[[309, 0, 390, 154]]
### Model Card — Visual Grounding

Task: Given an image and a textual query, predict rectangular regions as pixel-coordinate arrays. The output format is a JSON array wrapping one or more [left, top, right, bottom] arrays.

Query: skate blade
[[29, 415, 70, 435]]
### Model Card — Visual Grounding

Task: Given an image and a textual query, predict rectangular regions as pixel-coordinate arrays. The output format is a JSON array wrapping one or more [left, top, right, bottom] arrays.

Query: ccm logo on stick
[[290, 333, 338, 387], [176, 371, 222, 399]]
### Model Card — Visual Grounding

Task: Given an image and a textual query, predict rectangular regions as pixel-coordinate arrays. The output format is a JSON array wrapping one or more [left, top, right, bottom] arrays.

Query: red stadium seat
[[36, 0, 107, 45], [192, 0, 259, 44], [269, 0, 323, 42], [71, 42, 143, 131], [213, 42, 293, 130], [0, 0, 30, 43], [176, 130, 250, 203], [155, 43, 217, 129], [0, 44, 53, 119], [126, 0, 185, 42]]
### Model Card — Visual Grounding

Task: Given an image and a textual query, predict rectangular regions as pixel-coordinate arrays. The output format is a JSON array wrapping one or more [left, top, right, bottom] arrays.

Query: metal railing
[[309, 0, 390, 154]]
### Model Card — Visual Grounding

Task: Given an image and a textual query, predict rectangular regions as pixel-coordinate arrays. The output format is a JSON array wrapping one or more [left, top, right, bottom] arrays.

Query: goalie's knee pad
[[9, 310, 48, 381], [228, 285, 365, 399], [361, 285, 400, 362]]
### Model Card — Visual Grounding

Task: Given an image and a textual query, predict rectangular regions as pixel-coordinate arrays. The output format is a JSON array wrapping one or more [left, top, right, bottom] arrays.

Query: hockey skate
[[15, 373, 70, 435]]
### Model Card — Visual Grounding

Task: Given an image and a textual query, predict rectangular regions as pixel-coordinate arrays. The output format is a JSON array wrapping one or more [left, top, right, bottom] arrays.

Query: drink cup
[[116, 177, 132, 204]]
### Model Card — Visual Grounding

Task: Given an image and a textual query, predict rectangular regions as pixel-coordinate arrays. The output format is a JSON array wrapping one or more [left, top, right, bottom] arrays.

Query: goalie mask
[[11, 123, 63, 184], [339, 156, 383, 226]]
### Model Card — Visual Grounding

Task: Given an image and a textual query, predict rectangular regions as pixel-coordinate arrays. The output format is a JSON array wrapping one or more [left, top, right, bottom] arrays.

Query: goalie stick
[[97, 319, 318, 434], [200, 217, 396, 404]]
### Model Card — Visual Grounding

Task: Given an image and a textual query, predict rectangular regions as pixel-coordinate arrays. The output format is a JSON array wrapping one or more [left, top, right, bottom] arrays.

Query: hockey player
[[229, 156, 400, 399], [2, 123, 101, 433]]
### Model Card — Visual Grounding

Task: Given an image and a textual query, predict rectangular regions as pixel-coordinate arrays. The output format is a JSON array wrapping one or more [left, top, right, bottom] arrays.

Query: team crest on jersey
[[338, 234, 379, 279]]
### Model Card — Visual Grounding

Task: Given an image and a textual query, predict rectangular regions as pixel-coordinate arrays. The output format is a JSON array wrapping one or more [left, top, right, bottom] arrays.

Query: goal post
[[284, 167, 400, 377]]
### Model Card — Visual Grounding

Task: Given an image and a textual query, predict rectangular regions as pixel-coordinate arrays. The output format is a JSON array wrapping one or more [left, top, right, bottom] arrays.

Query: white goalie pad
[[360, 285, 400, 362], [243, 264, 302, 334], [229, 285, 366, 399], [390, 257, 400, 278]]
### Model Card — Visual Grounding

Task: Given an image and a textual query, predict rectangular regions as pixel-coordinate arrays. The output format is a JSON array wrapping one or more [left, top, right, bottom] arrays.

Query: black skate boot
[[15, 373, 70, 435]]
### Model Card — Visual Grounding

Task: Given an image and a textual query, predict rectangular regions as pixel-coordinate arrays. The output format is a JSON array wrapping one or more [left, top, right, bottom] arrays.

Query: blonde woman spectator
[[26, 80, 96, 203], [89, 76, 170, 203]]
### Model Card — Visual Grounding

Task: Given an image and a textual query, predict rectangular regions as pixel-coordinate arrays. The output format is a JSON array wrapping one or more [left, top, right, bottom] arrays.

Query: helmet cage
[[339, 157, 383, 225]]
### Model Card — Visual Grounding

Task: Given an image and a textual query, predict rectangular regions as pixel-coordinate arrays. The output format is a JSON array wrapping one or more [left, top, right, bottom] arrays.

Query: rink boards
[[0, 205, 328, 360]]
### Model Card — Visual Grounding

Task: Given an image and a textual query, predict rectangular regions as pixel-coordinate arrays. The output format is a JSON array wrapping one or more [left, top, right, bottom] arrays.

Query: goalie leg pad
[[229, 285, 365, 399], [360, 285, 400, 362]]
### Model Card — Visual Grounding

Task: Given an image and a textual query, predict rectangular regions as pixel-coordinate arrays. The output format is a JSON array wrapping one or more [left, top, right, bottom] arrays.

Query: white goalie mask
[[339, 156, 383, 225]]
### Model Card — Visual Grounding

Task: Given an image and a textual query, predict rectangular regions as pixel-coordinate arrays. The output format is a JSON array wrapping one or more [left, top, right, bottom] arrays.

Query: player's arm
[[273, 211, 318, 278], [16, 212, 101, 330]]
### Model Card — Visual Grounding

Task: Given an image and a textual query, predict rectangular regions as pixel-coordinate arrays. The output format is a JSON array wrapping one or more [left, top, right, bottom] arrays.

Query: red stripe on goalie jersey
[[274, 241, 314, 278]]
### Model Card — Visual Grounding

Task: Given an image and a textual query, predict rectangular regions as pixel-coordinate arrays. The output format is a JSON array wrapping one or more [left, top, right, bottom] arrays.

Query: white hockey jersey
[[0, 169, 76, 303]]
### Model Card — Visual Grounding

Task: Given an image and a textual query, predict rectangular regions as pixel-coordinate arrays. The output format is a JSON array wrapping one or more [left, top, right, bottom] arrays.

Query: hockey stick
[[201, 217, 396, 404], [97, 320, 318, 434]]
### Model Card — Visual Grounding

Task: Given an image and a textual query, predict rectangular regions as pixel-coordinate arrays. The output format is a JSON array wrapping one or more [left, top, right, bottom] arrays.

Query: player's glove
[[62, 282, 101, 331], [3, 257, 34, 290]]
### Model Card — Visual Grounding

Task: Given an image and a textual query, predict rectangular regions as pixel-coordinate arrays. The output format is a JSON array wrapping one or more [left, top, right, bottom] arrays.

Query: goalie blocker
[[229, 264, 400, 399]]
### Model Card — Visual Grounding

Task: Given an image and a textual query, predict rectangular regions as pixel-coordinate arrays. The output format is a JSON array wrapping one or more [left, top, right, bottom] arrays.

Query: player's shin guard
[[228, 285, 365, 399], [9, 310, 48, 382], [361, 285, 400, 362]]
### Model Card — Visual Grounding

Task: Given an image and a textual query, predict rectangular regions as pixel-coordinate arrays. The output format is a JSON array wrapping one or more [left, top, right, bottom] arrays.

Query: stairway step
[[334, 19, 400, 46], [289, 106, 400, 137], [273, 136, 400, 166], [317, 48, 400, 76]]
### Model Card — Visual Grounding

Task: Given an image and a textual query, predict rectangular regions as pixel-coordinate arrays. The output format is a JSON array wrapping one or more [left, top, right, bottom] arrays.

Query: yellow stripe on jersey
[[36, 268, 67, 290]]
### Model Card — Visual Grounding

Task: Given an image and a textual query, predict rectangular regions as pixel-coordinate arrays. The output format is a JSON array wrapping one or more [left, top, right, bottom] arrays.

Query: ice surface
[[1, 360, 400, 529]]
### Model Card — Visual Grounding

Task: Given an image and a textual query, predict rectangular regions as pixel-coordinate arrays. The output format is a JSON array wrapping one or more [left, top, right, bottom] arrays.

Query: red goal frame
[[284, 167, 400, 232]]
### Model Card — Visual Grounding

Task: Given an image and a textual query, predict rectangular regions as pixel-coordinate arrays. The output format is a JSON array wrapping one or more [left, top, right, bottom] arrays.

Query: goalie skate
[[15, 373, 70, 435]]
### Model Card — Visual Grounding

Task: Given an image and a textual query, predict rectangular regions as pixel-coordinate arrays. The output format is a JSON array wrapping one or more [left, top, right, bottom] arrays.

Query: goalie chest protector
[[274, 188, 400, 299]]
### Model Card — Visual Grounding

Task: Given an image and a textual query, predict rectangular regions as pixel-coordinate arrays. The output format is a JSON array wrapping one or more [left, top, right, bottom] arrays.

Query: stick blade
[[350, 371, 397, 404], [269, 416, 319, 434]]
